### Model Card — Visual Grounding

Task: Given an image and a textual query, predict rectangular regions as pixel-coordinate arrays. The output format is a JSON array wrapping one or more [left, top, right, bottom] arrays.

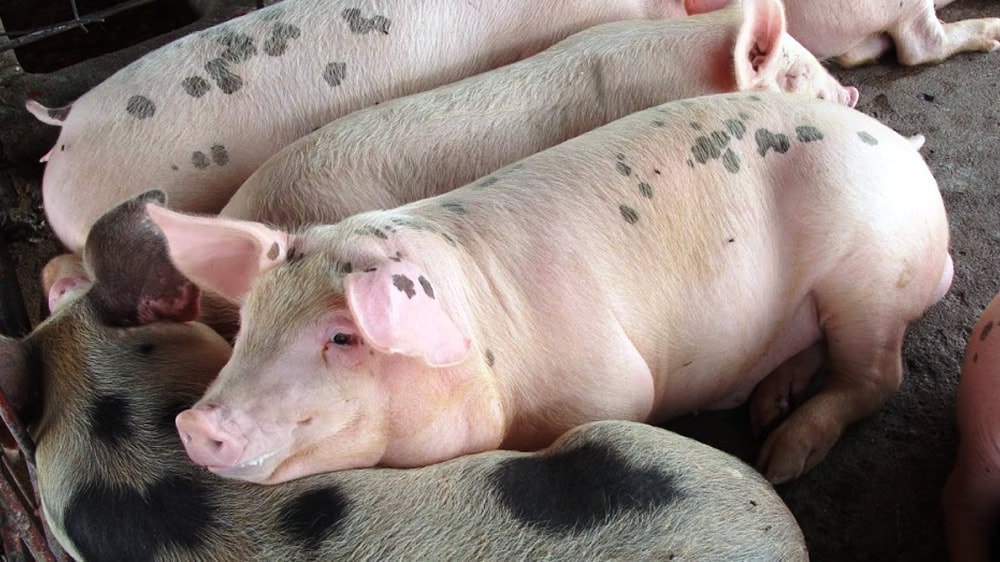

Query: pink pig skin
[[944, 291, 1000, 562], [27, 0, 687, 253], [149, 92, 952, 485], [686, 0, 1000, 67], [221, 0, 857, 231]]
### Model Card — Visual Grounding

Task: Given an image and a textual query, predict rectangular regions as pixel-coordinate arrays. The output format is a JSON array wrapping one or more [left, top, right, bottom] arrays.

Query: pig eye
[[331, 333, 357, 346]]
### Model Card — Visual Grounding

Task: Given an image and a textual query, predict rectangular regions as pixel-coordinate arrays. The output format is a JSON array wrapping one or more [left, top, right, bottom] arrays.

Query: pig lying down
[[27, 0, 687, 253], [224, 0, 858, 229], [151, 91, 953, 485], [943, 290, 1000, 562], [0, 198, 807, 560], [686, 0, 1000, 67]]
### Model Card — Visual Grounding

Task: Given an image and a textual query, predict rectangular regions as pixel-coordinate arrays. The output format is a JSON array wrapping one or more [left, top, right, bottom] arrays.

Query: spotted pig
[[26, 0, 689, 253], [685, 0, 1000, 66], [0, 195, 807, 560], [149, 91, 952, 485], [222, 0, 857, 230], [943, 290, 1000, 562]]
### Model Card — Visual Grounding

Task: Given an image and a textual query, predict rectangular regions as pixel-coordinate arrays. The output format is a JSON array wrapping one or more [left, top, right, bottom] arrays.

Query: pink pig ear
[[733, 0, 788, 90], [146, 205, 290, 303], [344, 260, 471, 368]]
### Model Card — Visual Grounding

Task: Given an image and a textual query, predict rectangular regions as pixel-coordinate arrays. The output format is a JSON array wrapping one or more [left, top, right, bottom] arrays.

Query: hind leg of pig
[[943, 451, 1000, 562], [756, 311, 906, 484], [750, 342, 827, 437], [891, 6, 1000, 65]]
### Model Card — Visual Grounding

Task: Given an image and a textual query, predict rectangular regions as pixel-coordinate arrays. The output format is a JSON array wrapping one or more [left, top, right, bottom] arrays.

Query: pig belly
[[955, 295, 1000, 480]]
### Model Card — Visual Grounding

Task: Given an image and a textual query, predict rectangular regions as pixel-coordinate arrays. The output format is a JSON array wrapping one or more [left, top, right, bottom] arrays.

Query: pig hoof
[[756, 417, 837, 484]]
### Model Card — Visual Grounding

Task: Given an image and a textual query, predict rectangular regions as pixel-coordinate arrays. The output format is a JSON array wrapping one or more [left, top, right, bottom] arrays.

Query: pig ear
[[684, 0, 733, 14], [0, 336, 40, 445], [41, 254, 92, 314], [25, 99, 70, 126], [344, 260, 471, 368], [146, 205, 290, 303], [732, 0, 788, 90], [84, 190, 201, 327]]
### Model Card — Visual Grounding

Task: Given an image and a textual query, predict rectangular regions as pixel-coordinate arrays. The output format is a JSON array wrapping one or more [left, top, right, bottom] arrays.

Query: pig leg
[[890, 5, 1000, 65], [834, 34, 894, 67], [750, 343, 826, 436], [943, 445, 1000, 562], [756, 298, 909, 484]]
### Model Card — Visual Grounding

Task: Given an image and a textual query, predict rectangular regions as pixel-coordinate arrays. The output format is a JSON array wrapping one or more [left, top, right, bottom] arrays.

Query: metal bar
[[0, 458, 55, 562], [0, 0, 161, 53]]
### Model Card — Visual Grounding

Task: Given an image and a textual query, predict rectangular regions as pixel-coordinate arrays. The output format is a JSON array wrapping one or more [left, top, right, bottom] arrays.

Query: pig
[[684, 0, 1000, 67], [26, 0, 689, 254], [943, 290, 1000, 562], [0, 194, 809, 561], [222, 0, 858, 230], [149, 91, 953, 485]]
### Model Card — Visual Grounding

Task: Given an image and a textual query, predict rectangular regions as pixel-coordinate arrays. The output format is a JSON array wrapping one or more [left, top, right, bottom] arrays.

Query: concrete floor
[[2, 0, 999, 560]]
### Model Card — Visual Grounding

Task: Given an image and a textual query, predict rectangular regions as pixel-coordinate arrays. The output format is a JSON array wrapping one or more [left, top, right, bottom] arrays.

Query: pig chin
[[207, 447, 288, 483]]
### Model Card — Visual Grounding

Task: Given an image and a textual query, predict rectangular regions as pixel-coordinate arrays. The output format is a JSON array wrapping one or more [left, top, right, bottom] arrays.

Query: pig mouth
[[207, 448, 283, 481]]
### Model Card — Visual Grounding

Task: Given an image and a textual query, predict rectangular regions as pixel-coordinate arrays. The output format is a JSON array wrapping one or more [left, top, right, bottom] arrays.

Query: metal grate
[[0, 0, 160, 55]]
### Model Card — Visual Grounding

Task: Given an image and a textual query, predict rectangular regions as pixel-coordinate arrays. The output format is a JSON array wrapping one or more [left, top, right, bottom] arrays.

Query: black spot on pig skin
[[725, 119, 747, 140], [192, 151, 210, 169], [441, 202, 467, 215], [392, 274, 416, 298], [651, 119, 665, 127], [64, 476, 215, 562], [338, 262, 353, 275], [205, 58, 243, 94], [210, 145, 229, 166], [858, 131, 879, 145], [619, 205, 639, 225], [981, 321, 994, 341], [126, 95, 155, 119], [342, 8, 391, 35], [279, 487, 350, 551], [755, 129, 790, 157], [181, 76, 211, 98], [616, 161, 632, 177], [721, 148, 740, 173], [475, 176, 499, 188], [324, 62, 347, 87], [264, 22, 301, 56], [90, 394, 133, 446], [488, 442, 681, 533], [218, 33, 257, 64], [485, 349, 496, 367], [267, 242, 279, 260], [690, 122, 702, 131], [796, 126, 824, 143], [48, 106, 71, 121], [691, 131, 730, 164], [638, 182, 652, 198], [418, 276, 434, 299]]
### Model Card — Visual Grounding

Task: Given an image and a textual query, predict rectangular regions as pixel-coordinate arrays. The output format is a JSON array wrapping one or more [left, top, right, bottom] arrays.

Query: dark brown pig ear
[[0, 335, 40, 449], [84, 190, 201, 327]]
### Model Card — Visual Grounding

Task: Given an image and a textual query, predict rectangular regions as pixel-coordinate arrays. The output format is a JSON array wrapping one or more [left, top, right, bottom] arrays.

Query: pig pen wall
[[0, 0, 998, 560]]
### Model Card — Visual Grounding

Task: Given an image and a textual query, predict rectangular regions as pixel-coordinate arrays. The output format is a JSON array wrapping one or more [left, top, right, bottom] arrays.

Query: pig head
[[148, 205, 503, 483]]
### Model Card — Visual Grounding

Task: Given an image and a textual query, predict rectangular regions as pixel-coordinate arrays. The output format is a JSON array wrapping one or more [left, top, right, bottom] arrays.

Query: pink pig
[[149, 92, 952, 485], [27, 0, 687, 253], [686, 0, 1000, 66], [222, 0, 857, 231], [943, 290, 1000, 562]]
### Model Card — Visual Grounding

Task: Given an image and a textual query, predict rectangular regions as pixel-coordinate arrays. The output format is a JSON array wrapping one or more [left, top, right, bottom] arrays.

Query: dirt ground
[[1, 0, 999, 560]]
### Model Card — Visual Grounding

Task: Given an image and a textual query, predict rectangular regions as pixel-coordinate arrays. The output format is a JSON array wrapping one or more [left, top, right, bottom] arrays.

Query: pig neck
[[377, 209, 653, 451]]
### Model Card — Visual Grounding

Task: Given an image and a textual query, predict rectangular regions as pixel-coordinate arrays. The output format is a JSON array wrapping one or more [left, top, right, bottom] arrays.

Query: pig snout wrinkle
[[176, 407, 247, 469]]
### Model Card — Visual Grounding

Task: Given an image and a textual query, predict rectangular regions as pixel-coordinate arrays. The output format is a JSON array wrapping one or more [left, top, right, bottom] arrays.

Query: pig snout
[[176, 405, 248, 469]]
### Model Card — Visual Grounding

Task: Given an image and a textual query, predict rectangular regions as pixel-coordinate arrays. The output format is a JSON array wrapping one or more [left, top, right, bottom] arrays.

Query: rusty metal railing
[[0, 237, 68, 560]]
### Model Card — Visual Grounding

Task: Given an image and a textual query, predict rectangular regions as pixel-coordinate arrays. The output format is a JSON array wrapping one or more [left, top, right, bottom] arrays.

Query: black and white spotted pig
[[0, 196, 808, 561], [222, 0, 857, 230], [26, 0, 688, 253], [149, 91, 952, 486]]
